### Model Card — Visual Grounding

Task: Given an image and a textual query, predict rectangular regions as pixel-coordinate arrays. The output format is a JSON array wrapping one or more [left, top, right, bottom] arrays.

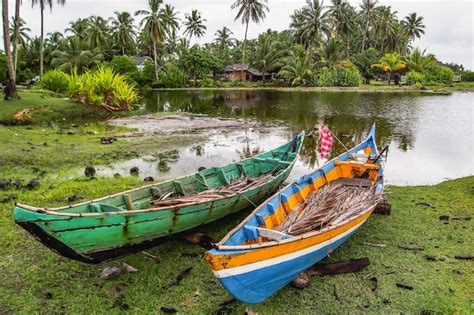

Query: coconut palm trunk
[[2, 0, 19, 99], [152, 36, 158, 81], [39, 3, 45, 78], [12, 0, 21, 73], [240, 21, 249, 81]]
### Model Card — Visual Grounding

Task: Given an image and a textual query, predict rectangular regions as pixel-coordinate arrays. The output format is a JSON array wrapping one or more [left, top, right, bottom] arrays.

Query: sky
[[4, 0, 474, 69]]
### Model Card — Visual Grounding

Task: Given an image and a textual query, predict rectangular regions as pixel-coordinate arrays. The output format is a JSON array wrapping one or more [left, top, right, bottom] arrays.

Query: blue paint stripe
[[216, 227, 360, 304]]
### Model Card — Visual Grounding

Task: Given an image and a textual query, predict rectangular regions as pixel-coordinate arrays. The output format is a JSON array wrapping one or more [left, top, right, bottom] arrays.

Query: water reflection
[[128, 90, 473, 185]]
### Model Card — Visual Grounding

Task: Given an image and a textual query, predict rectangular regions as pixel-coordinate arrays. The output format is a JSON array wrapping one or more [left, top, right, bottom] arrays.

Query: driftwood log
[[291, 258, 370, 288], [374, 202, 391, 215]]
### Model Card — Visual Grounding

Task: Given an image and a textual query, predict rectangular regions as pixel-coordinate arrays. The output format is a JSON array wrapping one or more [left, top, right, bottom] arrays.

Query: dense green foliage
[[405, 70, 425, 85], [3, 0, 469, 89], [41, 70, 69, 93], [159, 63, 188, 88], [65, 67, 139, 110], [111, 55, 138, 74], [178, 46, 222, 83], [423, 66, 455, 85], [460, 71, 474, 82], [317, 67, 362, 87]]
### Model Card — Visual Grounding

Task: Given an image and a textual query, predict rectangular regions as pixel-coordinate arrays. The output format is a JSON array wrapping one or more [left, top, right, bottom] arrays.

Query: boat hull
[[205, 124, 383, 303], [14, 167, 292, 264], [209, 208, 374, 303], [15, 132, 305, 263]]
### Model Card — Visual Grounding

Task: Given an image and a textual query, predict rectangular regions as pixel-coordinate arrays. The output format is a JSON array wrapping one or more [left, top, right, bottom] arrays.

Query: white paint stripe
[[213, 219, 367, 278]]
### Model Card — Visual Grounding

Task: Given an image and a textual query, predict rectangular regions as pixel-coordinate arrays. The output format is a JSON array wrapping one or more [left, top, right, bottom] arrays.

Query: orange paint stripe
[[209, 209, 374, 271]]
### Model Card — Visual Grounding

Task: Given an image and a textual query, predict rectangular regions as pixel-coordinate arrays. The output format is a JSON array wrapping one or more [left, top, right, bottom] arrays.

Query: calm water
[[99, 90, 473, 186]]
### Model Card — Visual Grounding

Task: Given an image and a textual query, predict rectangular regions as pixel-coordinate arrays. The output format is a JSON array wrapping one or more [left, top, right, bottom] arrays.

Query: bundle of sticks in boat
[[151, 172, 275, 207], [277, 179, 383, 235]]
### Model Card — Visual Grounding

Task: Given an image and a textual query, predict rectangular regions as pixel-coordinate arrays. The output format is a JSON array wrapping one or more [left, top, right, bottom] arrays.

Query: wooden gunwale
[[214, 203, 376, 251], [216, 132, 378, 248], [15, 138, 301, 216]]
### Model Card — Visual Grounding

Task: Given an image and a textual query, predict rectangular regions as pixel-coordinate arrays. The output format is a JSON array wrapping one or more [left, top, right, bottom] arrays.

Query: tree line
[[2, 0, 463, 98]]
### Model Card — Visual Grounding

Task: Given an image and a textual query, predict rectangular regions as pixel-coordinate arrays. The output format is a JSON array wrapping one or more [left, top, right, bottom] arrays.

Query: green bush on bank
[[317, 67, 361, 87], [159, 63, 187, 88], [64, 67, 138, 110], [406, 71, 425, 85], [423, 66, 454, 85], [41, 70, 69, 93], [460, 71, 474, 82]]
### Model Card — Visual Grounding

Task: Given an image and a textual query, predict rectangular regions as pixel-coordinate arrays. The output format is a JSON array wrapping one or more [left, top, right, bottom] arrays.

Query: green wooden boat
[[14, 132, 304, 264]]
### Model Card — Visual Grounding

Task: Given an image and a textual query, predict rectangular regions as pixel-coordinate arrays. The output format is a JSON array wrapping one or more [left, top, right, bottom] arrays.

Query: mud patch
[[108, 114, 278, 135]]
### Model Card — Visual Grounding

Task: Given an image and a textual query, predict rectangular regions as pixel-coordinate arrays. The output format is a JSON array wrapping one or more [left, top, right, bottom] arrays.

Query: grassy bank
[[0, 174, 472, 313]]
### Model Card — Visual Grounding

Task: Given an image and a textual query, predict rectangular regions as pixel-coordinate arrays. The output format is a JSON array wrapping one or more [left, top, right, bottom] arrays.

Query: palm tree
[[232, 0, 269, 79], [374, 5, 397, 54], [31, 0, 66, 78], [10, 17, 31, 72], [160, 4, 180, 38], [278, 45, 313, 86], [51, 37, 103, 73], [12, 0, 22, 75], [110, 11, 136, 55], [405, 48, 436, 72], [371, 52, 406, 84], [2, 0, 19, 99], [403, 12, 425, 44], [86, 16, 109, 49], [46, 31, 64, 50], [328, 0, 353, 57], [290, 0, 330, 48], [359, 0, 378, 51], [214, 26, 235, 49], [135, 0, 167, 80], [318, 37, 344, 68], [65, 18, 88, 40], [253, 34, 283, 81], [183, 10, 207, 43], [23, 37, 41, 73]]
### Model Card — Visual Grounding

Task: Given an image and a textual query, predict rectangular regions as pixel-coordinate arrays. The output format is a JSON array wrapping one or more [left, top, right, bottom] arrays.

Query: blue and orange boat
[[205, 124, 385, 303]]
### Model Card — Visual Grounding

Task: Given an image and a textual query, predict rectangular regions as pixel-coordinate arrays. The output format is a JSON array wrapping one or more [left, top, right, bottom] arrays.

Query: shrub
[[423, 66, 454, 85], [65, 67, 139, 111], [41, 70, 69, 93], [317, 67, 361, 87], [159, 63, 188, 88], [198, 76, 215, 88], [460, 71, 474, 82], [141, 60, 157, 83], [406, 71, 425, 85], [111, 56, 137, 74]]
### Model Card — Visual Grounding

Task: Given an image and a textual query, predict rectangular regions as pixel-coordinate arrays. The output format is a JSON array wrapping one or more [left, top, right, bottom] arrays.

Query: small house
[[132, 56, 152, 71], [221, 64, 271, 81]]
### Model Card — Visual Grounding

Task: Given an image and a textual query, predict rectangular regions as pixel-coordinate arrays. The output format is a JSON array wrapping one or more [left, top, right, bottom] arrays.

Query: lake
[[102, 90, 473, 186]]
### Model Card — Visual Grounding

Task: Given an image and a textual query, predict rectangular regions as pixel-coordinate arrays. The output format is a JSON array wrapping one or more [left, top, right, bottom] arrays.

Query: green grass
[[1, 176, 472, 314]]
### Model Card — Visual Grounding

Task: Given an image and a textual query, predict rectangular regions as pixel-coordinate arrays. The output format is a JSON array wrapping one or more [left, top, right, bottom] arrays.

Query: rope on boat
[[276, 180, 383, 236]]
